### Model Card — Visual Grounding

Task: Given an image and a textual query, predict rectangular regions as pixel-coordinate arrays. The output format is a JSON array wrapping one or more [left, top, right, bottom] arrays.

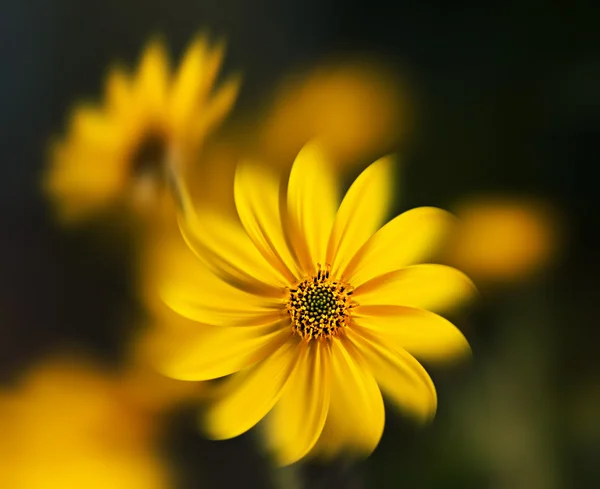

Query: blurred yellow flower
[[0, 356, 172, 489], [260, 59, 409, 166], [158, 142, 475, 465], [446, 196, 560, 283], [44, 35, 240, 223]]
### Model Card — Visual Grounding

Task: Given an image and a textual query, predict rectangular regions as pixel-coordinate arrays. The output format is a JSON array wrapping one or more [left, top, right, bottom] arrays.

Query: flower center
[[128, 130, 171, 209], [286, 267, 354, 341], [131, 130, 167, 178]]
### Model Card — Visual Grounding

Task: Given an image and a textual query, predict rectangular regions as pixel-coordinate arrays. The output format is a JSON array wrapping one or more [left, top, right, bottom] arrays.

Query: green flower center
[[286, 267, 355, 341]]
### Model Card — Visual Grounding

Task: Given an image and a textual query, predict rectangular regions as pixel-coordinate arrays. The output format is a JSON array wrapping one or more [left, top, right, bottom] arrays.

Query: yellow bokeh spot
[[447, 196, 561, 283], [260, 58, 409, 167]]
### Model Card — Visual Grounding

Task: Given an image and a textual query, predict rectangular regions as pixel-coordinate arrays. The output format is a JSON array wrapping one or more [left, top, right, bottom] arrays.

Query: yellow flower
[[260, 59, 410, 166], [158, 143, 476, 465], [0, 355, 173, 489], [44, 35, 240, 223]]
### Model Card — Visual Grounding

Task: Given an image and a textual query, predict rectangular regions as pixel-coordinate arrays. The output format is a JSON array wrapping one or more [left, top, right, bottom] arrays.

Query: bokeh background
[[1, 1, 599, 488]]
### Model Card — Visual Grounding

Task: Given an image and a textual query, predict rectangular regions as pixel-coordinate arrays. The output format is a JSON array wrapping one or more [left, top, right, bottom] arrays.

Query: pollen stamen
[[286, 265, 355, 341]]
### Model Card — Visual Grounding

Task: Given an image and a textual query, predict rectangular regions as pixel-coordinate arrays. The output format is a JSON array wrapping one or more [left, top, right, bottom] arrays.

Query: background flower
[[44, 35, 239, 224], [0, 354, 174, 489]]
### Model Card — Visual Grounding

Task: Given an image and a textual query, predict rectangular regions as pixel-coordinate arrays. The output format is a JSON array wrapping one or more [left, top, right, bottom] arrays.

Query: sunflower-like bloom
[[159, 143, 476, 465], [44, 35, 239, 223]]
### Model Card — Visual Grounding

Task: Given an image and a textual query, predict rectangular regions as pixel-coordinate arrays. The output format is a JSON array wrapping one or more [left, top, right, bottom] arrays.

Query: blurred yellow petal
[[344, 207, 456, 286], [310, 337, 384, 459], [180, 209, 289, 296], [328, 155, 394, 275], [69, 104, 123, 148], [348, 328, 437, 422], [265, 341, 330, 465], [234, 160, 300, 283], [286, 142, 339, 272], [204, 340, 298, 439], [106, 66, 132, 116], [169, 35, 223, 129], [354, 264, 476, 313], [135, 40, 169, 116], [193, 74, 241, 139], [353, 306, 470, 363], [158, 320, 292, 381]]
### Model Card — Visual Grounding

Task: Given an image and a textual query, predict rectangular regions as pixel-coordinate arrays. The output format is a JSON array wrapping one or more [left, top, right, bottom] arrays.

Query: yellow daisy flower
[[44, 35, 240, 223], [159, 143, 476, 465]]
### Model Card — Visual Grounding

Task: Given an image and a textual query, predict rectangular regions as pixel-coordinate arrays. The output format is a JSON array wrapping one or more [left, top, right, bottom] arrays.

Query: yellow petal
[[158, 320, 292, 381], [179, 209, 289, 297], [344, 207, 456, 286], [146, 221, 284, 326], [69, 105, 122, 148], [310, 337, 384, 459], [286, 142, 339, 272], [160, 278, 284, 326], [170, 35, 224, 129], [234, 160, 300, 284], [135, 40, 169, 116], [192, 74, 241, 140], [105, 66, 132, 116], [328, 156, 394, 275], [204, 340, 298, 439], [347, 327, 437, 422], [352, 307, 470, 363], [354, 264, 476, 314], [264, 341, 331, 465]]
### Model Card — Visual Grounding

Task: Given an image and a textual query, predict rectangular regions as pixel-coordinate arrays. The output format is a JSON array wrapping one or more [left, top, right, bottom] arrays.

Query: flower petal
[[148, 224, 284, 325], [310, 337, 385, 459], [264, 341, 331, 465], [286, 142, 339, 273], [352, 306, 470, 363], [179, 209, 289, 297], [354, 264, 476, 314], [170, 36, 225, 130], [234, 160, 300, 283], [347, 327, 437, 422], [135, 40, 169, 117], [328, 156, 394, 275], [193, 74, 241, 139], [203, 340, 298, 439], [344, 207, 456, 286], [157, 320, 292, 381], [160, 278, 284, 326], [105, 67, 132, 117]]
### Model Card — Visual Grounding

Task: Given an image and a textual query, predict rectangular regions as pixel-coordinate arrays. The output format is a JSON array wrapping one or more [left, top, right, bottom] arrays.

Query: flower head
[[158, 143, 476, 465], [44, 35, 240, 223]]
